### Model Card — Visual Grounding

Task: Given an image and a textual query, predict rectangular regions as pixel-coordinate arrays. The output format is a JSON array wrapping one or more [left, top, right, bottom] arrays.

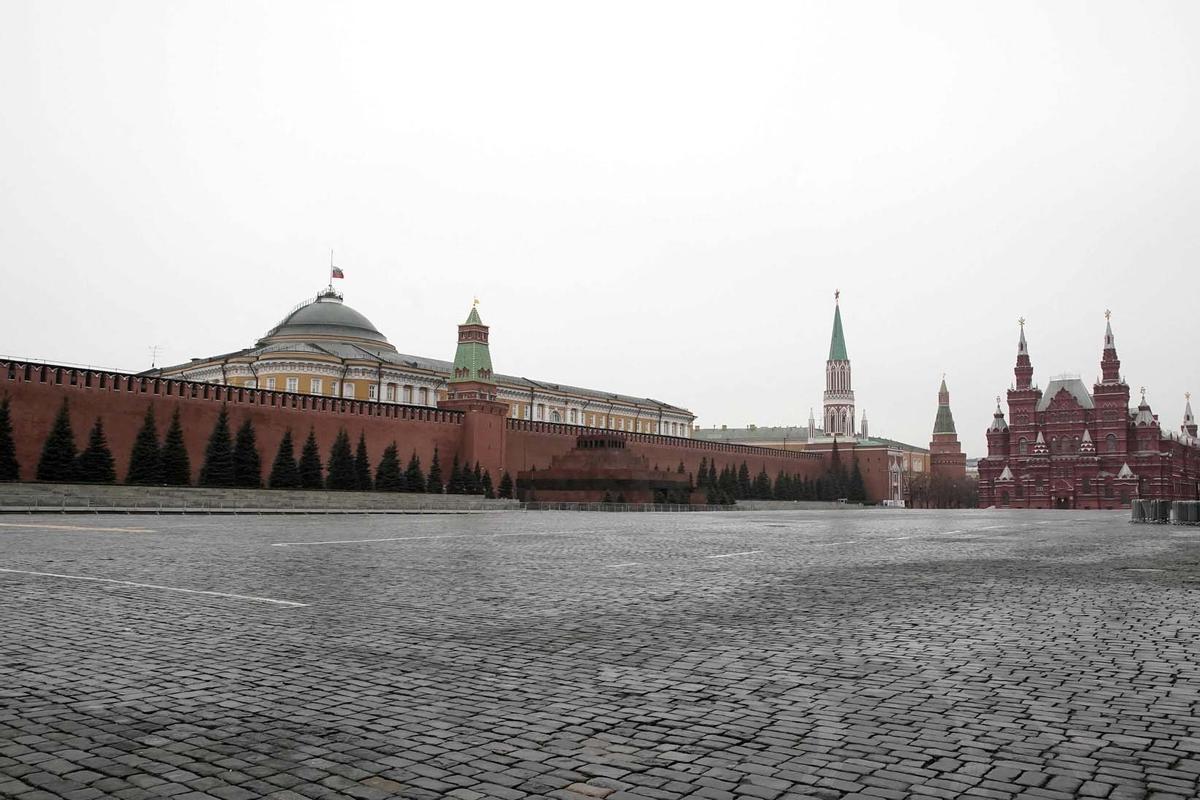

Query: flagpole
[[328, 249, 334, 293]]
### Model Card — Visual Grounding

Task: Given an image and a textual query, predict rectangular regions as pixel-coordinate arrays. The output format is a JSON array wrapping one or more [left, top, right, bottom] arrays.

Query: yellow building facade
[[154, 288, 696, 437]]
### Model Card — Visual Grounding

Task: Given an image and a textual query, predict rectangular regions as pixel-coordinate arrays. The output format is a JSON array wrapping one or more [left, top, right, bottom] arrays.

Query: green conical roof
[[933, 404, 956, 434], [450, 305, 493, 384], [828, 303, 848, 361]]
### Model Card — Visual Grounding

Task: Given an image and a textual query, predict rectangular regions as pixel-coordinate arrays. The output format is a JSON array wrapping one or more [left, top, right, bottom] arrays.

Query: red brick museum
[[978, 315, 1199, 509]]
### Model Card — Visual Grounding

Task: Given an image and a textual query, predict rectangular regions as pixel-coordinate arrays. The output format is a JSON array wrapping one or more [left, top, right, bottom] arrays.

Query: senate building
[[150, 283, 697, 438]]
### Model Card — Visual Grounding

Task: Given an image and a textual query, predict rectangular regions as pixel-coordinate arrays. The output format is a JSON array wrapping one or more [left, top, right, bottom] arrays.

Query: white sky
[[2, 1, 1198, 456]]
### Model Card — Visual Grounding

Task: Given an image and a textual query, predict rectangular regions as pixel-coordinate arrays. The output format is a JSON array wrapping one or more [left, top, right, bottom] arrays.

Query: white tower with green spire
[[823, 291, 856, 438]]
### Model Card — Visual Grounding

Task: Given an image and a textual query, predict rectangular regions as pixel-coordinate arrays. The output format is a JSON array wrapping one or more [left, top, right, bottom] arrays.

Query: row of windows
[[1016, 433, 1119, 455], [507, 402, 688, 435], [242, 377, 432, 405]]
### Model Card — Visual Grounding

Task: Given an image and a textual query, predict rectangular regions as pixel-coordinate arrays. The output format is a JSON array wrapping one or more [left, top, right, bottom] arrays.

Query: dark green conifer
[[198, 407, 236, 487], [375, 442, 403, 491], [497, 471, 513, 499], [404, 450, 425, 493], [471, 462, 483, 495], [707, 460, 717, 490], [232, 419, 262, 488], [848, 457, 867, 503], [354, 432, 372, 491], [298, 428, 324, 489], [736, 461, 752, 499], [159, 409, 191, 486], [426, 447, 444, 493], [697, 457, 708, 488], [677, 460, 685, 474], [0, 395, 20, 481], [482, 469, 494, 499], [268, 429, 301, 489], [447, 454, 463, 494], [36, 398, 77, 482], [125, 405, 161, 485], [325, 428, 356, 490], [76, 417, 116, 483]]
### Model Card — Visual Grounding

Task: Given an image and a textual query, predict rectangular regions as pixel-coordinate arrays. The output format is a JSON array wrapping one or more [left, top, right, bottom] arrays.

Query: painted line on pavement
[[885, 536, 913, 541], [812, 541, 857, 547], [0, 568, 307, 607], [270, 531, 566, 547], [606, 562, 641, 567], [0, 522, 155, 533], [705, 551, 762, 559]]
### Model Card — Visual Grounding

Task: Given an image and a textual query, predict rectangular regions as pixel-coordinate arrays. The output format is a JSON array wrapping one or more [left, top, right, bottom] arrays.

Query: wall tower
[[823, 292, 856, 438], [929, 377, 966, 479]]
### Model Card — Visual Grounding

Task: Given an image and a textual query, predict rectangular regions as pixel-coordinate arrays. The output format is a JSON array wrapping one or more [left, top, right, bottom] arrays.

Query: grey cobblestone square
[[2, 510, 1198, 799]]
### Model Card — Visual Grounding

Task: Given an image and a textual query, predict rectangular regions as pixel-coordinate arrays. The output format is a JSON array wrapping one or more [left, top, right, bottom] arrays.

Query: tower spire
[[1184, 392, 1197, 438], [823, 293, 855, 438], [1014, 317, 1033, 390], [1100, 309, 1121, 384]]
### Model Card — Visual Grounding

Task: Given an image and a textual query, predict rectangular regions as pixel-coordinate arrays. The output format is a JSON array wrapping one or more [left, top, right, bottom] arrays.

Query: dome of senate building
[[257, 289, 393, 348]]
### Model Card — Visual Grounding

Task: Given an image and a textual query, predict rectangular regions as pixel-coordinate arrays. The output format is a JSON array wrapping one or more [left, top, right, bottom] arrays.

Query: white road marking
[[606, 562, 641, 567], [271, 531, 565, 547], [271, 534, 471, 546], [0, 522, 155, 533], [885, 536, 913, 541], [705, 550, 762, 559], [0, 568, 307, 607], [812, 541, 857, 547]]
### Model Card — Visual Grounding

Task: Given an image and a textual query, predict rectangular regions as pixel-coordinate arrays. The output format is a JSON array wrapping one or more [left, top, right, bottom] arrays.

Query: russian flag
[[331, 266, 345, 279]]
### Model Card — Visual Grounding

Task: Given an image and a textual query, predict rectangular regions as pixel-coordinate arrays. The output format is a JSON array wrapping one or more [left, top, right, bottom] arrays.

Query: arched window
[[1106, 434, 1117, 453], [1018, 438, 1028, 455], [550, 410, 561, 423]]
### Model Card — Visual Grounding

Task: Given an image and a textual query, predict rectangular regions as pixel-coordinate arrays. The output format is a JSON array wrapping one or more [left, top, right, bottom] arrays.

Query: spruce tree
[[707, 461, 717, 490], [36, 398, 77, 482], [697, 457, 708, 488], [472, 462, 483, 495], [404, 450, 425, 493], [125, 404, 161, 485], [736, 461, 752, 500], [497, 471, 513, 499], [752, 468, 772, 499], [349, 432, 370, 491], [76, 417, 116, 484], [232, 419, 262, 488], [848, 458, 867, 503], [677, 460, 685, 474], [375, 442, 403, 491], [482, 469, 494, 499], [160, 408, 191, 486], [326, 428, 356, 490], [0, 395, 19, 481], [447, 454, 463, 494], [268, 429, 301, 489], [198, 407, 236, 487], [298, 428, 324, 489], [426, 447, 444, 493]]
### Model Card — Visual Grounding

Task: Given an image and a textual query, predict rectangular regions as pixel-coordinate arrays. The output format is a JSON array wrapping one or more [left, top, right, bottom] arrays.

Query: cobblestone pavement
[[2, 509, 1199, 800]]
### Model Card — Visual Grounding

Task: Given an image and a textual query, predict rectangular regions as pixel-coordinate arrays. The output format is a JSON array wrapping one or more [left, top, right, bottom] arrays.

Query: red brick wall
[[2, 360, 829, 492], [504, 420, 826, 484], [1, 362, 463, 484]]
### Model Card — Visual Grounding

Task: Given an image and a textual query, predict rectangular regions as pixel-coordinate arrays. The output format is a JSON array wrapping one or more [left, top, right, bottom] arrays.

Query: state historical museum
[[979, 314, 1199, 509]]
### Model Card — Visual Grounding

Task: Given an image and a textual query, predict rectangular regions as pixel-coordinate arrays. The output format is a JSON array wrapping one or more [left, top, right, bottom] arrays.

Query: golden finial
[[1187, 392, 1192, 402], [834, 289, 840, 303], [473, 296, 479, 307], [1105, 309, 1111, 320], [1018, 316, 1025, 328], [1140, 386, 1146, 402]]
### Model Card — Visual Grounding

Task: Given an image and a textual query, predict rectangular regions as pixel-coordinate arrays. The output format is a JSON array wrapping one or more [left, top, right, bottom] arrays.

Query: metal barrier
[[522, 501, 736, 513], [1131, 499, 1200, 525]]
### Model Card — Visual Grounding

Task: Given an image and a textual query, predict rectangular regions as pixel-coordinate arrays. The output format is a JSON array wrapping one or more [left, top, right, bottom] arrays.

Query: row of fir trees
[[2, 397, 515, 497], [694, 440, 867, 505]]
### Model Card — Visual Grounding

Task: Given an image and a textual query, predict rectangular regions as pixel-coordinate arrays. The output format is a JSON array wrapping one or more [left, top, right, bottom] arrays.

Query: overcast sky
[[3, 1, 1198, 456]]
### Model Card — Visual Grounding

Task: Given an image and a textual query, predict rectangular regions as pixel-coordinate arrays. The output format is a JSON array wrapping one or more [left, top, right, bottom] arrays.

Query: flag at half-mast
[[331, 265, 345, 280]]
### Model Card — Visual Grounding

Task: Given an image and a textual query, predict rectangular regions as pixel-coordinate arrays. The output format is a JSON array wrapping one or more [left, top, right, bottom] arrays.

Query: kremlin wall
[[0, 286, 832, 500]]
